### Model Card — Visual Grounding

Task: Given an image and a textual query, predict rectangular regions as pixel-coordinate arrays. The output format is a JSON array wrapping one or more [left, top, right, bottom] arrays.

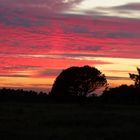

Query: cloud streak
[[107, 3, 140, 11], [72, 2, 140, 19]]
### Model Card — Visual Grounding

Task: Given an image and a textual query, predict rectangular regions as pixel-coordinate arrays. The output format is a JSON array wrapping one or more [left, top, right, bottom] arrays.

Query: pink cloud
[[0, 13, 140, 59]]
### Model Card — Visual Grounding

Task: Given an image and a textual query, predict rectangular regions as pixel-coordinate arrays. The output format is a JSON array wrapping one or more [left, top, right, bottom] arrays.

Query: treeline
[[0, 88, 50, 103], [0, 66, 140, 104], [101, 85, 140, 104], [0, 85, 140, 104]]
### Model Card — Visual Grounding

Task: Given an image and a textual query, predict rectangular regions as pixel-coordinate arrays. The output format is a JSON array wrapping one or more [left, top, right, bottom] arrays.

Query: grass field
[[0, 102, 140, 140]]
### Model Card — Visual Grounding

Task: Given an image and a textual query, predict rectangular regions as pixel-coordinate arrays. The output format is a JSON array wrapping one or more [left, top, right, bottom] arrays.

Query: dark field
[[0, 102, 140, 140]]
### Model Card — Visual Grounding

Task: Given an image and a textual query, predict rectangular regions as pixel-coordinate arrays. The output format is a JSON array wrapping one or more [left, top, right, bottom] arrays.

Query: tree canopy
[[50, 65, 107, 98], [129, 67, 140, 88]]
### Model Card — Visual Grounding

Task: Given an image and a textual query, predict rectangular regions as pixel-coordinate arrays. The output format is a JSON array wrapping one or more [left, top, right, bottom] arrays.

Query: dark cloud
[[13, 53, 107, 59], [0, 0, 83, 14], [82, 10, 107, 17], [0, 74, 29, 78], [61, 18, 140, 39], [71, 46, 102, 51], [63, 25, 89, 34], [107, 76, 129, 80], [0, 65, 39, 70], [61, 53, 106, 58], [0, 12, 47, 27], [0, 0, 83, 27], [31, 84, 52, 87], [109, 3, 140, 11], [37, 69, 62, 77], [104, 31, 140, 39], [88, 31, 140, 39]]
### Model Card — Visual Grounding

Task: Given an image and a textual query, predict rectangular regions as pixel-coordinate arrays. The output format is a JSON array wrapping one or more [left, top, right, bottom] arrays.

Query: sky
[[0, 0, 140, 92]]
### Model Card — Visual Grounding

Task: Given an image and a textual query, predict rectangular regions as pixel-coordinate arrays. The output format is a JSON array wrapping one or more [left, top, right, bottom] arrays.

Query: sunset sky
[[0, 0, 140, 92]]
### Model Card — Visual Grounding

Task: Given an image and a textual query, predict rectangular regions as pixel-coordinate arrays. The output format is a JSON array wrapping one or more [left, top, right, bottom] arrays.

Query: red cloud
[[0, 13, 140, 59]]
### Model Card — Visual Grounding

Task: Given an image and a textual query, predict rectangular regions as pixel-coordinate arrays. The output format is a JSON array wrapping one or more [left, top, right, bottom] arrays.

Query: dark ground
[[0, 102, 140, 140]]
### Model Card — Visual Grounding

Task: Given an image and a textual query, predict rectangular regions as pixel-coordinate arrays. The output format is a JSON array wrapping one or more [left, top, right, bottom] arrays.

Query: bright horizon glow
[[73, 0, 140, 9]]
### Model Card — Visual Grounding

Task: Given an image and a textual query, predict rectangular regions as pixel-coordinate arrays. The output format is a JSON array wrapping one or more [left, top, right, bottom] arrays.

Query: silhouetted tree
[[129, 67, 140, 88], [50, 65, 107, 98]]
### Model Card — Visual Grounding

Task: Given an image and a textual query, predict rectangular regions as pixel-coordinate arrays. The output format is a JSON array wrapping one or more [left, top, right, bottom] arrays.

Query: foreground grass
[[0, 102, 140, 140]]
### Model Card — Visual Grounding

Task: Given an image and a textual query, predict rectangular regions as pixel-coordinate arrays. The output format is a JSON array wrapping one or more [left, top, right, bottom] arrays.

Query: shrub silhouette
[[129, 67, 140, 88], [101, 69, 140, 104], [50, 65, 107, 98], [101, 84, 140, 104], [0, 88, 49, 102]]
